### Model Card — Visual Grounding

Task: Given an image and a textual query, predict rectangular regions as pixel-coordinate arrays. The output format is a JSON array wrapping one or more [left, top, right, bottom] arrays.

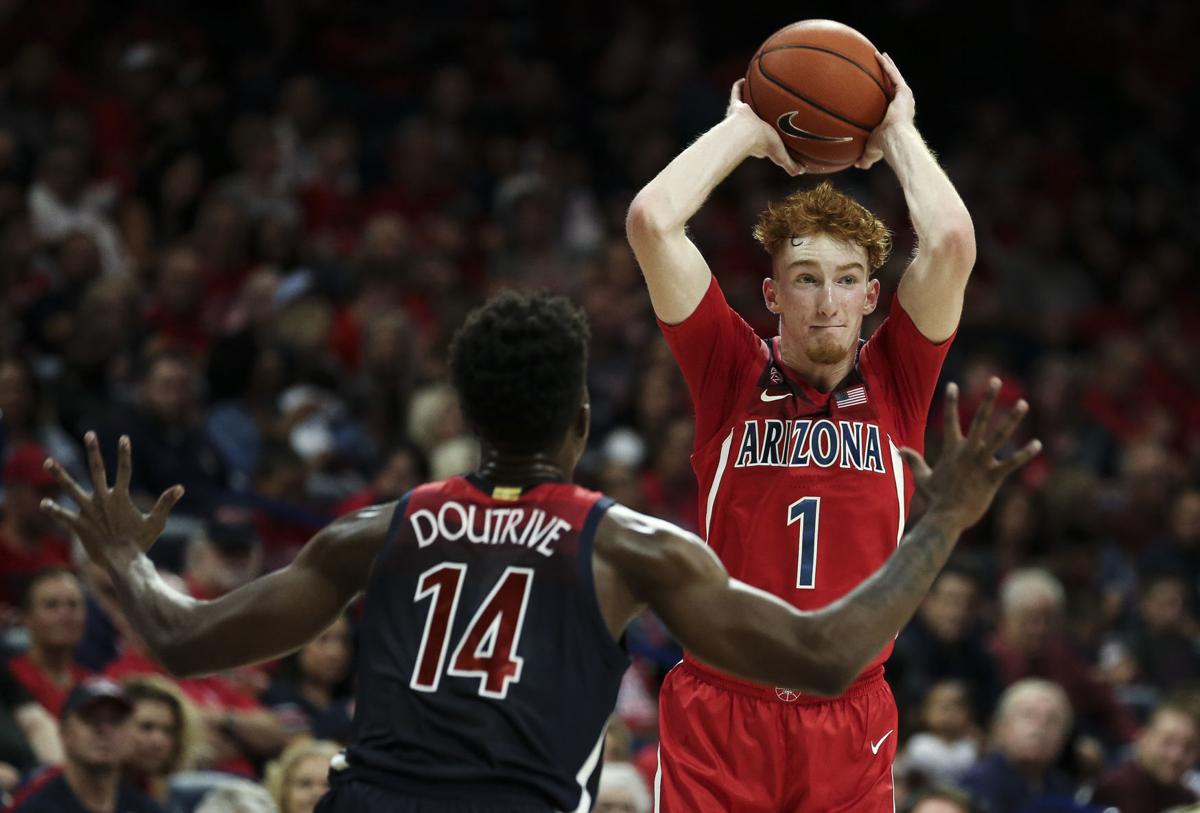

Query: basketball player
[[41, 292, 1034, 813], [626, 54, 976, 810]]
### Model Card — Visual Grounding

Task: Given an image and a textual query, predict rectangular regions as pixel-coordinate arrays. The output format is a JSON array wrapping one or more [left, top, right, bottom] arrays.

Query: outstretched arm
[[626, 81, 801, 324], [42, 433, 392, 677], [859, 54, 975, 342], [596, 379, 1038, 696]]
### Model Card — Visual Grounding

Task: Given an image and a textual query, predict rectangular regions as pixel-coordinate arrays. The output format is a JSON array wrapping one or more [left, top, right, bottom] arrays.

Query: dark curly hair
[[449, 291, 589, 454]]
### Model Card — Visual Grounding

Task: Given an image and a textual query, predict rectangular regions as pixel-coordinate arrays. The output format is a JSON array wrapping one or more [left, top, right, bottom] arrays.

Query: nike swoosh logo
[[777, 112, 854, 143], [760, 390, 790, 402], [870, 730, 894, 755]]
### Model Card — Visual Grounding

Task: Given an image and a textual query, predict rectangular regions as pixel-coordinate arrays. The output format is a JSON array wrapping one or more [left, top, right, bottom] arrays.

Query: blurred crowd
[[0, 1, 1196, 811]]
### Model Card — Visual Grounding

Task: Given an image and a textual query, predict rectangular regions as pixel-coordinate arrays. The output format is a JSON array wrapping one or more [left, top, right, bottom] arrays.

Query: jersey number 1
[[410, 564, 534, 699], [788, 497, 821, 589]]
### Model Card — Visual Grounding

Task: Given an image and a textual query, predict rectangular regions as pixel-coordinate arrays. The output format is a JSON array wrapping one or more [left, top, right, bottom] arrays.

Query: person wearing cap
[[182, 506, 264, 601], [7, 568, 93, 716], [0, 443, 72, 611], [15, 676, 162, 812]]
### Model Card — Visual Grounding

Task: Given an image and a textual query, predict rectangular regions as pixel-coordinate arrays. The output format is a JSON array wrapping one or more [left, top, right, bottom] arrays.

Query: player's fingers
[[45, 457, 91, 508], [943, 382, 963, 444], [84, 431, 110, 494], [39, 498, 83, 534], [148, 485, 185, 528], [996, 439, 1043, 476], [730, 79, 745, 107], [966, 377, 1002, 447], [115, 435, 132, 493], [986, 399, 1029, 457], [897, 447, 933, 484], [879, 52, 904, 85]]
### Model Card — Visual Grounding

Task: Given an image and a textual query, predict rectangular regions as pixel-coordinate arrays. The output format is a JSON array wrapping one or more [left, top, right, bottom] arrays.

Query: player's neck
[[476, 446, 571, 488], [777, 336, 856, 393]]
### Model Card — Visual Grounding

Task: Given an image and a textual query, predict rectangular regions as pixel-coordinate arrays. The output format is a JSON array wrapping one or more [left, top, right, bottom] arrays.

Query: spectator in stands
[[182, 508, 264, 602], [262, 614, 354, 743], [959, 679, 1076, 813], [899, 787, 979, 813], [0, 445, 72, 612], [122, 675, 203, 804], [92, 351, 229, 517], [194, 782, 278, 813], [16, 677, 161, 812], [143, 243, 210, 355], [0, 356, 84, 486], [264, 739, 339, 813], [0, 660, 62, 793], [1118, 571, 1200, 693], [895, 680, 980, 789], [889, 568, 999, 725], [989, 568, 1136, 746], [333, 443, 428, 516], [8, 568, 91, 716], [595, 762, 651, 813], [26, 140, 129, 278], [1091, 700, 1199, 813]]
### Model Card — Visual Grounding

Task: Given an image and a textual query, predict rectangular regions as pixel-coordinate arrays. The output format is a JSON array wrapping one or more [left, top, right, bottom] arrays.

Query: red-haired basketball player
[[627, 54, 976, 811]]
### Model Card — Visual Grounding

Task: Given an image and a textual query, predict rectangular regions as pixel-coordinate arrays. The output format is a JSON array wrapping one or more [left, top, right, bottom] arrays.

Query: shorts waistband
[[680, 656, 886, 705]]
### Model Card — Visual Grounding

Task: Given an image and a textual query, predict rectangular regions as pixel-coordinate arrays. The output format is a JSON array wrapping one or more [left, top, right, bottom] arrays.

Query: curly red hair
[[752, 181, 892, 273]]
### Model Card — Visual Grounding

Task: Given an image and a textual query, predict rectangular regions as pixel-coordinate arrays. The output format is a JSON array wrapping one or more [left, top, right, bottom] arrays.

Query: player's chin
[[803, 336, 852, 366]]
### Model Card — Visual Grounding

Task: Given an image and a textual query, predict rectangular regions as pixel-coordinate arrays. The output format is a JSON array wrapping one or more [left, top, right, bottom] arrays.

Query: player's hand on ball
[[40, 432, 184, 568], [898, 377, 1041, 531], [727, 79, 804, 177], [855, 52, 916, 170]]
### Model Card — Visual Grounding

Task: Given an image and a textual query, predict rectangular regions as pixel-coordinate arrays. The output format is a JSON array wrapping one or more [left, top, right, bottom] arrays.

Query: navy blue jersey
[[342, 475, 629, 811]]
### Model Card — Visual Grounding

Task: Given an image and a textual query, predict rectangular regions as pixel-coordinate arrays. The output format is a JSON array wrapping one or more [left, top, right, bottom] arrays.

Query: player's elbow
[[625, 191, 674, 242], [927, 216, 976, 274]]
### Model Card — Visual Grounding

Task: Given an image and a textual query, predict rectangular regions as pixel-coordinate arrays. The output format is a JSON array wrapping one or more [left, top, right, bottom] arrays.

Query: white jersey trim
[[569, 724, 608, 813], [653, 745, 663, 812], [888, 437, 905, 546], [704, 429, 735, 541]]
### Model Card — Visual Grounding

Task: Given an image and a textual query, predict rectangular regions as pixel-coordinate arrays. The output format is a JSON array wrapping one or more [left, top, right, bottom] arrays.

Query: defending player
[[626, 54, 975, 810], [42, 292, 1032, 813]]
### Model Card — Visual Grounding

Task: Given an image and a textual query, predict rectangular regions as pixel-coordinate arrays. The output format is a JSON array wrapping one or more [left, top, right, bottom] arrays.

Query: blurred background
[[0, 1, 1196, 812]]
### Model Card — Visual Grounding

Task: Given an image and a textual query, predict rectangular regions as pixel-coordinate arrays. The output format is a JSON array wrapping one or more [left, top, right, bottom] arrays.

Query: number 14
[[788, 497, 821, 590]]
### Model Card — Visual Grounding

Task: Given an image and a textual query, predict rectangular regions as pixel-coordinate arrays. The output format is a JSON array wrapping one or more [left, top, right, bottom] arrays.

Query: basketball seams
[[759, 43, 889, 99], [754, 54, 874, 133]]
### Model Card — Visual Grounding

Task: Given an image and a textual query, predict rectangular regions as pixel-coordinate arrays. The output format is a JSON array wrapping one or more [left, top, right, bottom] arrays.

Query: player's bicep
[[169, 504, 393, 675], [625, 207, 714, 324], [597, 507, 843, 694]]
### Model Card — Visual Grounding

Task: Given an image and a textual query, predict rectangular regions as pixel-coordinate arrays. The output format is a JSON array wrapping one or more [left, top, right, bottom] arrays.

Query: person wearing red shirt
[[8, 568, 92, 716], [0, 444, 72, 611], [627, 54, 979, 810]]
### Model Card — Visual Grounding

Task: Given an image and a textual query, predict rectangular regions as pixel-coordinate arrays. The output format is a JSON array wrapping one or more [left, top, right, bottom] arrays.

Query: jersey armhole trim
[[576, 496, 631, 672]]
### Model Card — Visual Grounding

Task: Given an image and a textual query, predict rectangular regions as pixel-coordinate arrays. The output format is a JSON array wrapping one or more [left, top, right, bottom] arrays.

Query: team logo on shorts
[[775, 687, 801, 702]]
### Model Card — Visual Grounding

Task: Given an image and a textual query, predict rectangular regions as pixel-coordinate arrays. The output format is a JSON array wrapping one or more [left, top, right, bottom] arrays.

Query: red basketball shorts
[[654, 660, 897, 812]]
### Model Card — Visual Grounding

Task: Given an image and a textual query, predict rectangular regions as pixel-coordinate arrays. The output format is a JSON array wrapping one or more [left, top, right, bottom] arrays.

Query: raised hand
[[726, 79, 804, 177], [40, 432, 184, 569], [898, 378, 1041, 530], [855, 52, 916, 170]]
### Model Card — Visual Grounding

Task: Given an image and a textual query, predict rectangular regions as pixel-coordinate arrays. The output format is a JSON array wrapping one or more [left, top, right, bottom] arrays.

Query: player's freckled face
[[763, 233, 879, 367]]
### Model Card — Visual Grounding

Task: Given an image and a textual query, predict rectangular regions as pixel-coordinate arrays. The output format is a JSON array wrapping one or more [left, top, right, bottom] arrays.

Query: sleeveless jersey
[[343, 475, 628, 810], [658, 277, 953, 690]]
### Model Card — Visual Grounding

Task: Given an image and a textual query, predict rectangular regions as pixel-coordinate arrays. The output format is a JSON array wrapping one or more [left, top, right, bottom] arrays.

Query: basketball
[[744, 20, 891, 174]]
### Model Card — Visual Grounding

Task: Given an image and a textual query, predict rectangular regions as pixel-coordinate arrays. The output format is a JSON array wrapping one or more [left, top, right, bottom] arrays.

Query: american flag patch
[[834, 386, 868, 408]]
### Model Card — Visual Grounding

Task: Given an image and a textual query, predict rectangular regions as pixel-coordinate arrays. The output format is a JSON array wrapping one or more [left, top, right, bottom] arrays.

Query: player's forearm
[[807, 508, 965, 690], [107, 552, 211, 674], [627, 115, 761, 236], [881, 123, 975, 262]]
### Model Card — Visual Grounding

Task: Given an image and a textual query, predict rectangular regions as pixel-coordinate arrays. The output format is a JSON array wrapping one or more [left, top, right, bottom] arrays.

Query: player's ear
[[863, 277, 880, 315], [763, 276, 781, 314]]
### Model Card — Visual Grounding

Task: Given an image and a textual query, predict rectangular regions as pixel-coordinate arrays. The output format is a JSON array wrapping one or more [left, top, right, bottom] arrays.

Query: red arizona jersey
[[659, 276, 953, 686]]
